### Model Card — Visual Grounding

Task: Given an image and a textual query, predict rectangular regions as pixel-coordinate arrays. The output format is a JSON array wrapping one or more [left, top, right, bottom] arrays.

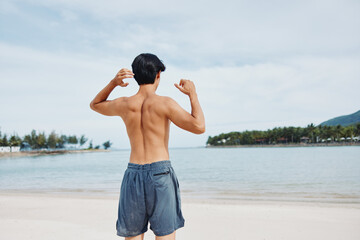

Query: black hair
[[131, 53, 166, 85]]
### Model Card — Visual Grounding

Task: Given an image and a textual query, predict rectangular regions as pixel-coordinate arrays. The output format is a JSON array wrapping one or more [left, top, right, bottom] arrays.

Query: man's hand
[[174, 79, 197, 96], [111, 68, 134, 87]]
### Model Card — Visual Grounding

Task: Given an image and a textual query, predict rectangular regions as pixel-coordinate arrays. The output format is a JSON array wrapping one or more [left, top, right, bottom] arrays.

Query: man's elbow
[[193, 124, 206, 134], [89, 102, 96, 111]]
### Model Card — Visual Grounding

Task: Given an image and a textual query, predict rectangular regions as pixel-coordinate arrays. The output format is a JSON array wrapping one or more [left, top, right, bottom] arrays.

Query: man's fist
[[112, 68, 134, 87], [174, 79, 197, 96]]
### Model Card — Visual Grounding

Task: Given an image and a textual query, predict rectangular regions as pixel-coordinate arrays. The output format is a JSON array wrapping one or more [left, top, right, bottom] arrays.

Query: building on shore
[[0, 146, 20, 152], [300, 137, 310, 143]]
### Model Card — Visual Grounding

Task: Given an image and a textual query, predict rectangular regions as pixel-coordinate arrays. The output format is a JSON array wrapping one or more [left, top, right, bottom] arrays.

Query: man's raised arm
[[89, 68, 133, 116], [166, 79, 205, 134]]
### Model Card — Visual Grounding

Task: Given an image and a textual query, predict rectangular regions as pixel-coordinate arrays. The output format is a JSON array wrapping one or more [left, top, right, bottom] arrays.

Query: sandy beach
[[0, 192, 359, 240], [0, 149, 110, 159]]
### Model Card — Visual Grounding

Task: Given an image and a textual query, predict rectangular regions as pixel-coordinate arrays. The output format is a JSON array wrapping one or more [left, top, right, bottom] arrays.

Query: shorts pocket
[[151, 168, 172, 188], [153, 170, 170, 176]]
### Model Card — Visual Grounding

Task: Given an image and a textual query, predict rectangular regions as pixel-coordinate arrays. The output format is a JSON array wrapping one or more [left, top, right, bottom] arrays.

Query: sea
[[1, 146, 359, 203]]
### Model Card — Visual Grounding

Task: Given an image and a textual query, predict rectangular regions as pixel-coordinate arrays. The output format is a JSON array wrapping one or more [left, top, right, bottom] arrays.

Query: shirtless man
[[89, 53, 205, 240]]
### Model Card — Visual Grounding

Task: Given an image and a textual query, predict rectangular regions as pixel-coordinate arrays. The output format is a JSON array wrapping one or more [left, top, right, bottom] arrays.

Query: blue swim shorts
[[116, 160, 185, 237]]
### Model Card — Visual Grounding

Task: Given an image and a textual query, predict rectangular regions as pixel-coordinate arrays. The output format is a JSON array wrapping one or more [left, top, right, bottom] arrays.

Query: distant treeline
[[207, 123, 360, 146], [0, 128, 112, 150]]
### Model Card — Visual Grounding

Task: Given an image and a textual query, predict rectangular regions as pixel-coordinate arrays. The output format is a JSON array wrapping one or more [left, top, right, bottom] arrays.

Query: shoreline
[[1, 191, 359, 240], [0, 149, 110, 158], [1, 189, 359, 205], [1, 191, 360, 207], [206, 142, 360, 148]]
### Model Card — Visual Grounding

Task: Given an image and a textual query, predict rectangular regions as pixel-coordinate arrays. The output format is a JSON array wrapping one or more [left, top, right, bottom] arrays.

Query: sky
[[0, 0, 359, 149]]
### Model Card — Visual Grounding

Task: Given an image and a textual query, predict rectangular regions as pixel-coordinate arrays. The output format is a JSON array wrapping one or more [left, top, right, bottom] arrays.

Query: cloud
[[0, 1, 20, 14], [1, 42, 359, 148], [2, 0, 359, 68], [1, 0, 360, 147], [60, 9, 78, 22], [170, 55, 360, 132]]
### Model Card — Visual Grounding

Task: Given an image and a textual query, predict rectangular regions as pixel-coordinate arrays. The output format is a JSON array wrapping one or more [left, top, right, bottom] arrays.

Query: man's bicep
[[166, 98, 195, 132], [90, 97, 126, 117]]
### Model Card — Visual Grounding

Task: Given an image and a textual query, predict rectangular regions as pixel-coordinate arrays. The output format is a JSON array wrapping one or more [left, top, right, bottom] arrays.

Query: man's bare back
[[90, 54, 205, 240], [90, 68, 205, 165]]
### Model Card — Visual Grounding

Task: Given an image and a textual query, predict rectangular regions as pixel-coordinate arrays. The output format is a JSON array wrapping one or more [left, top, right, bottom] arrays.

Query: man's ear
[[156, 71, 161, 80]]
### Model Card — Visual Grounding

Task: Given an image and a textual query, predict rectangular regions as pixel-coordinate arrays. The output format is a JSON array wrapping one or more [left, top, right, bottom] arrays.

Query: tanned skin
[[90, 68, 205, 240]]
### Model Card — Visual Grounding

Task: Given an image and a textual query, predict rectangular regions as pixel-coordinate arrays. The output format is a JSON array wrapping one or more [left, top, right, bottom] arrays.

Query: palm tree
[[318, 125, 324, 142], [343, 125, 354, 141], [103, 140, 112, 149], [355, 123, 360, 137], [37, 132, 47, 149], [80, 135, 88, 147], [334, 125, 343, 142], [306, 123, 316, 143], [9, 135, 22, 146], [1, 134, 9, 146], [47, 131, 57, 149]]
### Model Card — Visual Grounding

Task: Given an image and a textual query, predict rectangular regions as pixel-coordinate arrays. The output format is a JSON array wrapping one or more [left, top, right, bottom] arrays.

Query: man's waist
[[127, 160, 171, 170]]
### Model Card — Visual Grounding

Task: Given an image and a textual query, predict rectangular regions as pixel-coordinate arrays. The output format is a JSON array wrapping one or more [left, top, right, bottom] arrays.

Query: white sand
[[0, 192, 359, 240]]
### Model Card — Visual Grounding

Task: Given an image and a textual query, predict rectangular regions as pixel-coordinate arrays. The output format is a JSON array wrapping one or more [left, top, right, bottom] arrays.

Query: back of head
[[131, 53, 166, 85]]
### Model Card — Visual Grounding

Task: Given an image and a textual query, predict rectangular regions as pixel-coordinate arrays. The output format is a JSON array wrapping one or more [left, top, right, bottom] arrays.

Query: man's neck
[[137, 84, 157, 96]]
